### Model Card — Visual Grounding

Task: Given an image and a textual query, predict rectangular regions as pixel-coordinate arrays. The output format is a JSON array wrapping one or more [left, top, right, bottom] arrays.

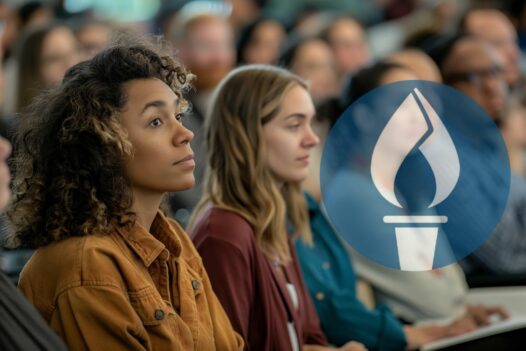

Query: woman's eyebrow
[[285, 112, 316, 121], [141, 97, 180, 115], [284, 113, 307, 120]]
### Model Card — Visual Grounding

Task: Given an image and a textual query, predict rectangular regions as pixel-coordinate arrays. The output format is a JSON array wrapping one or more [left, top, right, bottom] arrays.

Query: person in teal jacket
[[295, 192, 485, 351]]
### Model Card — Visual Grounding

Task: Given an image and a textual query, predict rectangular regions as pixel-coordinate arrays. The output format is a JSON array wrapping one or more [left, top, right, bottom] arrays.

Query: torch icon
[[370, 88, 460, 271]]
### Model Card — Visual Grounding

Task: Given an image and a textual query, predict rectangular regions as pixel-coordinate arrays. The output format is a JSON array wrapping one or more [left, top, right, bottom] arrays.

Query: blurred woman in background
[[237, 16, 287, 65], [280, 35, 339, 104], [14, 22, 79, 113]]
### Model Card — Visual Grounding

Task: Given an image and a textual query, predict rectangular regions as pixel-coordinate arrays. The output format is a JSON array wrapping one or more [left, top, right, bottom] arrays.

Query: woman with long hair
[[14, 21, 80, 114], [189, 64, 365, 351], [7, 38, 243, 350]]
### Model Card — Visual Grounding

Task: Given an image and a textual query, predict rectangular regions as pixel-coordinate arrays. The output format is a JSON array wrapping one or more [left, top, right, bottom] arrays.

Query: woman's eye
[[149, 118, 163, 127], [175, 113, 184, 122], [287, 124, 301, 130]]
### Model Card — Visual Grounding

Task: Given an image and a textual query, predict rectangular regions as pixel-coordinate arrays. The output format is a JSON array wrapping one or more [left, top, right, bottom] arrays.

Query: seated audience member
[[14, 21, 80, 114], [237, 16, 288, 65], [461, 96, 526, 276], [74, 19, 113, 61], [460, 8, 522, 88], [428, 34, 526, 276], [0, 136, 67, 351], [427, 33, 506, 122], [322, 60, 508, 324], [189, 65, 366, 351], [7, 38, 243, 350], [297, 192, 495, 351], [320, 15, 371, 77], [16, 1, 54, 32], [280, 35, 340, 104], [295, 59, 508, 350]]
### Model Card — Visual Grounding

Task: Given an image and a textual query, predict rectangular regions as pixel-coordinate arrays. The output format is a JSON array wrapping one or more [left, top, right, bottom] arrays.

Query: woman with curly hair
[[188, 65, 365, 351], [6, 38, 243, 351]]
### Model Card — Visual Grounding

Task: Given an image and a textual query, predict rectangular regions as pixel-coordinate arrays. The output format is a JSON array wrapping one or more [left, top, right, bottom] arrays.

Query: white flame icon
[[371, 88, 460, 271]]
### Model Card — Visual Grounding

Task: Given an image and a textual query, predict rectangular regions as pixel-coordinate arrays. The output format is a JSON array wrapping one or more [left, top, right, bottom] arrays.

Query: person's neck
[[274, 179, 284, 191], [131, 188, 164, 231], [504, 135, 526, 175], [508, 145, 525, 175]]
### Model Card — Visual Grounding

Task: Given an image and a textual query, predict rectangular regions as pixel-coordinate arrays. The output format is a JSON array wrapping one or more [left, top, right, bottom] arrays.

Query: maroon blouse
[[190, 206, 328, 351]]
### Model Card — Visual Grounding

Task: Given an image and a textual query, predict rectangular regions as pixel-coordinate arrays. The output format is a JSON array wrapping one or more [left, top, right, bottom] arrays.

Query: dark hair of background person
[[6, 36, 193, 249], [422, 33, 469, 75], [14, 21, 68, 113], [404, 28, 442, 50], [341, 60, 409, 108], [236, 16, 288, 65], [18, 1, 53, 28], [151, 0, 186, 36], [507, 0, 526, 21], [315, 97, 343, 129], [278, 34, 318, 68]]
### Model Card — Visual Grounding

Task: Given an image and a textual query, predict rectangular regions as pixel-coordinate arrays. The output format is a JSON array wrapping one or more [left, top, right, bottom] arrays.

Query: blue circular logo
[[321, 81, 510, 271]]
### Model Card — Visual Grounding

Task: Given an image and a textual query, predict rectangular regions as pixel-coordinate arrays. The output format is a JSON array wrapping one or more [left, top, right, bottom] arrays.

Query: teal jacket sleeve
[[294, 193, 407, 351]]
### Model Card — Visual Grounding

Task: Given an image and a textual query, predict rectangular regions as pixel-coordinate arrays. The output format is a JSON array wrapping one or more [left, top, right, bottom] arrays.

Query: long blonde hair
[[190, 64, 312, 262]]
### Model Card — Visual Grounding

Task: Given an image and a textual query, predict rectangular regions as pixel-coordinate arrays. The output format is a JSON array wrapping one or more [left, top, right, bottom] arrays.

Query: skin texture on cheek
[[264, 128, 305, 183]]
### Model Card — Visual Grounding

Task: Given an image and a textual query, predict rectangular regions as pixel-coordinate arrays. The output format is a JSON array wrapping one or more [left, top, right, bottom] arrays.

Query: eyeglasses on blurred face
[[443, 65, 504, 87]]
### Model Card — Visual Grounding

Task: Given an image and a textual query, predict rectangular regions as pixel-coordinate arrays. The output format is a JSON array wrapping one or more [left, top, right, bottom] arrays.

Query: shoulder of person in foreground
[[190, 206, 257, 254], [18, 231, 135, 317], [17, 230, 161, 350], [0, 270, 68, 351]]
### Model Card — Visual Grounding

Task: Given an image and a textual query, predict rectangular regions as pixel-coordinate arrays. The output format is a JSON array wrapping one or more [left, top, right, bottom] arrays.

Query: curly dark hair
[[7, 36, 193, 249]]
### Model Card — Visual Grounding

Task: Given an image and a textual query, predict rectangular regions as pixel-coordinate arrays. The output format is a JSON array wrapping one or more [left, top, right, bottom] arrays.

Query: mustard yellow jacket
[[19, 211, 244, 351]]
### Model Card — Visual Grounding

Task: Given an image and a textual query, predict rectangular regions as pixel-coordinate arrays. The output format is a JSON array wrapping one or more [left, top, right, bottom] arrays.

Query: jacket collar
[[116, 211, 182, 267]]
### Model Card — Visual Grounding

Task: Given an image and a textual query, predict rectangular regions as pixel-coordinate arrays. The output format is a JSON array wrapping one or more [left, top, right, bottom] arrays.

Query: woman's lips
[[297, 155, 310, 165], [174, 154, 195, 166]]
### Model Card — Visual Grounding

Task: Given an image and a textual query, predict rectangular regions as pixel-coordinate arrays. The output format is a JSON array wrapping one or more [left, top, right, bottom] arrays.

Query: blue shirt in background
[[294, 193, 407, 351]]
